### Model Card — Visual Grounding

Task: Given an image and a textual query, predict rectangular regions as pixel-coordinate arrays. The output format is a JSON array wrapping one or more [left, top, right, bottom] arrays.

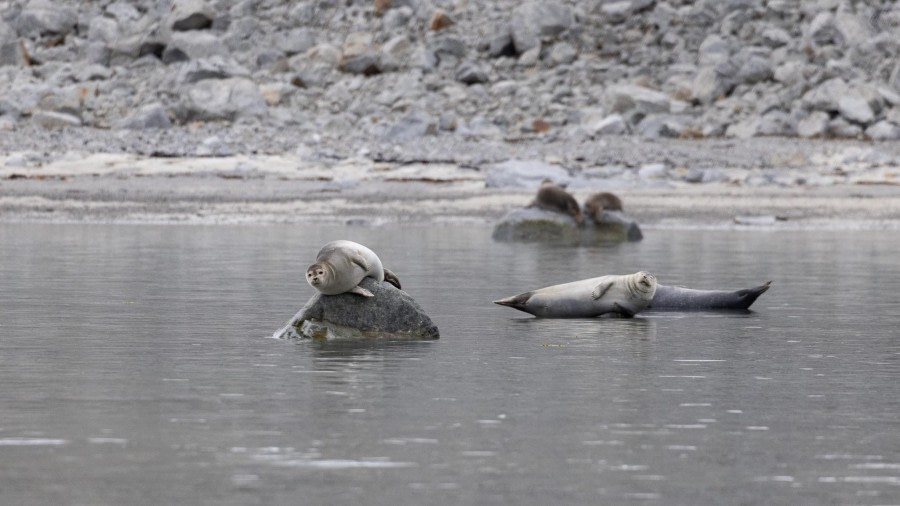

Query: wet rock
[[484, 159, 570, 188], [273, 277, 439, 340], [492, 207, 642, 244], [510, 1, 574, 54]]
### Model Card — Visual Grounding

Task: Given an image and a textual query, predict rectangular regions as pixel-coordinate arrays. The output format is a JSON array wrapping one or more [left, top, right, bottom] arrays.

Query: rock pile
[[2, 0, 900, 141]]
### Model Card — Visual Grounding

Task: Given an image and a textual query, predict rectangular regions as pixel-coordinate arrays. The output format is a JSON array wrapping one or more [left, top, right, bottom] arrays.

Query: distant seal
[[306, 240, 401, 297], [583, 192, 623, 222], [494, 271, 657, 318], [529, 179, 583, 224], [649, 281, 771, 310]]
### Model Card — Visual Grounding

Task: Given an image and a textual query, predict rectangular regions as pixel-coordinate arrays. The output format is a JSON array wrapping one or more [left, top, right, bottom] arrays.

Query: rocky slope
[[2, 0, 900, 149]]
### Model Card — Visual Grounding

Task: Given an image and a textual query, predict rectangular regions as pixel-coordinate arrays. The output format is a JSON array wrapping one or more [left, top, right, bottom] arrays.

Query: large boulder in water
[[273, 277, 439, 340], [492, 207, 642, 244]]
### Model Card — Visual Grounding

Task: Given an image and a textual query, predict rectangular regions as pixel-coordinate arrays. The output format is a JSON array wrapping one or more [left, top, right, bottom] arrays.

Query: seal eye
[[318, 270, 324, 275]]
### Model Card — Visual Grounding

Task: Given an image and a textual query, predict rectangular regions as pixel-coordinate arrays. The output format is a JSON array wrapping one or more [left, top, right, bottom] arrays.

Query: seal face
[[494, 271, 657, 318], [584, 192, 623, 222], [306, 240, 401, 297], [530, 180, 583, 224]]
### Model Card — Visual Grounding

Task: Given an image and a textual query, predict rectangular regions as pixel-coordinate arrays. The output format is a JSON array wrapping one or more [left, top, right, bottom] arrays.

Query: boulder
[[273, 277, 439, 340], [510, 1, 574, 54], [115, 103, 172, 129], [166, 0, 215, 31], [340, 32, 380, 75], [492, 207, 642, 244], [162, 31, 228, 63], [181, 78, 266, 121], [866, 120, 900, 141], [15, 0, 78, 36], [484, 159, 570, 188]]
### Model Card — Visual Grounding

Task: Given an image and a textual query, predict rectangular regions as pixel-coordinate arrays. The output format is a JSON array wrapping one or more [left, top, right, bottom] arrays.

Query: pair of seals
[[306, 240, 400, 297], [493, 271, 657, 318], [530, 181, 624, 225]]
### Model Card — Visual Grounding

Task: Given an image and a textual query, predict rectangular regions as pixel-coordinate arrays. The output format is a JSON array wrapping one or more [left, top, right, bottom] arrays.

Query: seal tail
[[493, 291, 533, 309], [736, 281, 772, 309], [383, 268, 401, 290]]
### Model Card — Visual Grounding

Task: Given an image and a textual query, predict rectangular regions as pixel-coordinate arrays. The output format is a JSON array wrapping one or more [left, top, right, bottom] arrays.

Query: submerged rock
[[492, 207, 642, 244], [273, 277, 439, 340]]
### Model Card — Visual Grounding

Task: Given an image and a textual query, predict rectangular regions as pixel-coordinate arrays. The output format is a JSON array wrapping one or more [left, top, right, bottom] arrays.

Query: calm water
[[1, 223, 899, 505]]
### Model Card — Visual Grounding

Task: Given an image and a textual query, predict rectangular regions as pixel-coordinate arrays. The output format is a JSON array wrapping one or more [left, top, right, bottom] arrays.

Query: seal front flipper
[[350, 253, 370, 272], [612, 302, 636, 318], [348, 285, 374, 297], [591, 281, 612, 300], [383, 268, 401, 290]]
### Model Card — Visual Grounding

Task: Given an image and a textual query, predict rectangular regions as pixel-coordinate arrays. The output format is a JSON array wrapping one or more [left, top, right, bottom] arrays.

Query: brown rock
[[430, 9, 454, 31]]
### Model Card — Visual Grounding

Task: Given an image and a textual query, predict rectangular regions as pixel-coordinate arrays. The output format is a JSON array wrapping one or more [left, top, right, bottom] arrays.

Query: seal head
[[306, 240, 401, 298]]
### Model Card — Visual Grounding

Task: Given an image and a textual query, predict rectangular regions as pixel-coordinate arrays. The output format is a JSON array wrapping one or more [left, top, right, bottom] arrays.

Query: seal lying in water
[[493, 271, 657, 318], [648, 281, 771, 310], [306, 240, 401, 297]]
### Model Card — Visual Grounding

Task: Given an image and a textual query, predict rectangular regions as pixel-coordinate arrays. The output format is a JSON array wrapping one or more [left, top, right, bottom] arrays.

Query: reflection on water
[[1, 223, 899, 505]]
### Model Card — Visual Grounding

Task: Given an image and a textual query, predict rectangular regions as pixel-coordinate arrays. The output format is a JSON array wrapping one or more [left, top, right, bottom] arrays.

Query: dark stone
[[273, 277, 439, 340], [492, 207, 642, 244]]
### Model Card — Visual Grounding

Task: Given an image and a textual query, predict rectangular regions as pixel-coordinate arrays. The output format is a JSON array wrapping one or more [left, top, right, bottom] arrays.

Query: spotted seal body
[[306, 240, 401, 297], [649, 281, 771, 310], [494, 271, 657, 318], [529, 180, 583, 224]]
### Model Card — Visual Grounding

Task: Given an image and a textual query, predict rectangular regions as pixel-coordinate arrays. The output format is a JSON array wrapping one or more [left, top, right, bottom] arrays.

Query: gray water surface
[[1, 223, 899, 505]]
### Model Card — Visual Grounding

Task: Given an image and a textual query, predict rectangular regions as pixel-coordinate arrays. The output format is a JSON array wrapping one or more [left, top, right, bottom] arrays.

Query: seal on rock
[[529, 179, 583, 224], [649, 281, 771, 310], [494, 271, 657, 318], [583, 192, 623, 222], [306, 240, 401, 297]]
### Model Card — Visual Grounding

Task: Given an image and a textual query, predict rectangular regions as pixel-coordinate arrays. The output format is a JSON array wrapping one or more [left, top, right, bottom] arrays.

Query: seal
[[306, 240, 401, 297], [493, 271, 657, 318], [583, 191, 623, 222], [648, 281, 771, 310], [529, 179, 583, 224]]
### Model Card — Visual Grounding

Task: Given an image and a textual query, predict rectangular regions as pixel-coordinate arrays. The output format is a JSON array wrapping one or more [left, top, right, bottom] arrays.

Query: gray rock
[[697, 34, 730, 67], [456, 61, 489, 84], [273, 277, 439, 340], [492, 207, 642, 244], [1, 22, 24, 67], [484, 159, 570, 188], [384, 111, 436, 143], [273, 28, 315, 56], [638, 163, 668, 179], [16, 0, 78, 36], [510, 1, 574, 54], [833, 10, 871, 48], [837, 93, 874, 124], [486, 28, 515, 58], [176, 56, 250, 83], [796, 111, 830, 138], [182, 78, 267, 121], [601, 1, 633, 23], [691, 66, 731, 105], [162, 31, 228, 64], [760, 26, 791, 48], [802, 77, 849, 111], [827, 117, 862, 138], [607, 84, 670, 115], [548, 42, 577, 65], [381, 35, 413, 71], [590, 114, 628, 135], [758, 110, 793, 136], [116, 103, 172, 129], [806, 12, 836, 45], [167, 0, 215, 31], [340, 32, 380, 75], [866, 120, 900, 141], [737, 55, 773, 84], [88, 16, 119, 43], [32, 110, 82, 128]]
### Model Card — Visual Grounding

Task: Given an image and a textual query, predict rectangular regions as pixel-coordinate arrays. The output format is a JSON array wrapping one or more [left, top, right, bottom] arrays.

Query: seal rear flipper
[[348, 285, 374, 297], [612, 303, 636, 318], [383, 268, 401, 290], [736, 281, 772, 309], [493, 291, 534, 311]]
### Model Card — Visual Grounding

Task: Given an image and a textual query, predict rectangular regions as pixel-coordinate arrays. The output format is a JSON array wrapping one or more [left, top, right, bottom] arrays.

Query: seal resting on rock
[[649, 281, 771, 310], [528, 179, 583, 225], [583, 192, 623, 222], [307, 240, 401, 297], [494, 271, 657, 318]]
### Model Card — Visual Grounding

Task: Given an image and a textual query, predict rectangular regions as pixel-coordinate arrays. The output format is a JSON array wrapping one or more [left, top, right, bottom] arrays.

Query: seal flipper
[[350, 253, 370, 272], [735, 281, 772, 309], [348, 285, 374, 297], [591, 281, 613, 300], [383, 268, 401, 290], [612, 302, 636, 318], [493, 291, 534, 312]]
